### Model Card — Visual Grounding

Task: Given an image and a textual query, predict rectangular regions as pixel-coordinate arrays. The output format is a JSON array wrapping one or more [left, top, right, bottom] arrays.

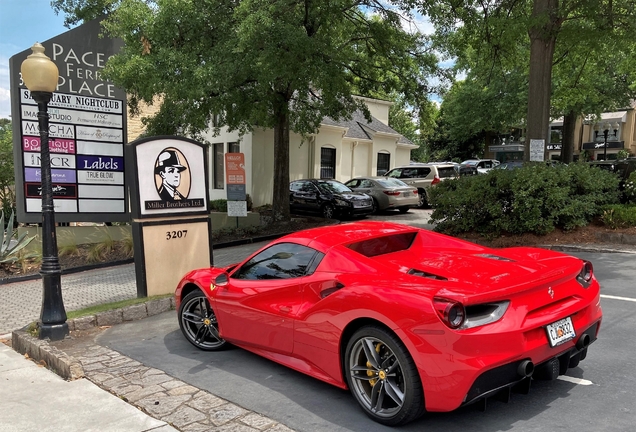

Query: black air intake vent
[[408, 269, 448, 280], [474, 254, 515, 262]]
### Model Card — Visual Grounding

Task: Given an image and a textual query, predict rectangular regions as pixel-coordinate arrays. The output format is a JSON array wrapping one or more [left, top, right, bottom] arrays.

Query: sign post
[[225, 153, 247, 225], [126, 136, 211, 297]]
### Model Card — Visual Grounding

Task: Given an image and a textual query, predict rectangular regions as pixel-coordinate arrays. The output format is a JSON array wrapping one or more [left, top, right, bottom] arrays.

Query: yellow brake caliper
[[367, 343, 383, 386]]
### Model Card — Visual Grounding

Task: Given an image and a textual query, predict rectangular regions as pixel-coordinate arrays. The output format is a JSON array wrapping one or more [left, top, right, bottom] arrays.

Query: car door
[[290, 180, 319, 213], [214, 243, 322, 354]]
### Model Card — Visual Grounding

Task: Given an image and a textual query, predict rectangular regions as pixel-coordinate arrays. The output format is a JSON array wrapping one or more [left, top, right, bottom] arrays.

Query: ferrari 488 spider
[[175, 221, 602, 425]]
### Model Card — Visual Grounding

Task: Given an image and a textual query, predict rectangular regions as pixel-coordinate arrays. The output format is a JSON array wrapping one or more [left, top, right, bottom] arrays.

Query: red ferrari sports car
[[175, 221, 602, 426]]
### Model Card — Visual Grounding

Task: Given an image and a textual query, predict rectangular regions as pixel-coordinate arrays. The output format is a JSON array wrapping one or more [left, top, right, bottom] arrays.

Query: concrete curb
[[10, 296, 176, 380]]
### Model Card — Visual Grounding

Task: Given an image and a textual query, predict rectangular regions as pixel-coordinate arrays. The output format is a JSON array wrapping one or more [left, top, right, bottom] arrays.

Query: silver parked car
[[345, 177, 419, 213]]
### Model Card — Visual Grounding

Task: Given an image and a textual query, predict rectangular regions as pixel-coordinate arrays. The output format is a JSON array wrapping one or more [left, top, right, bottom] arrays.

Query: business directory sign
[[9, 18, 128, 223]]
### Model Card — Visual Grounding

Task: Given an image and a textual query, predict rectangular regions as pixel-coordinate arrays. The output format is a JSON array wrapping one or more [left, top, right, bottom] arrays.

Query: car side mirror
[[215, 273, 229, 286]]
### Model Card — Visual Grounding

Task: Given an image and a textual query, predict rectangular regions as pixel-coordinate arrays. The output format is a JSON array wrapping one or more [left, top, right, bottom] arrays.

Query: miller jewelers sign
[[9, 18, 128, 223]]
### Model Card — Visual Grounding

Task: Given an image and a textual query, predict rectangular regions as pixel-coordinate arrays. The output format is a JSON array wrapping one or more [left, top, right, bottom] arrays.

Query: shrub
[[1, 210, 35, 264], [623, 172, 636, 204], [428, 162, 621, 236], [599, 205, 636, 229], [210, 199, 228, 212]]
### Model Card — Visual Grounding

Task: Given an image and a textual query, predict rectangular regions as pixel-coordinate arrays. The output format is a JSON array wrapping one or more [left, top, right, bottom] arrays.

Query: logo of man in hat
[[155, 149, 188, 201]]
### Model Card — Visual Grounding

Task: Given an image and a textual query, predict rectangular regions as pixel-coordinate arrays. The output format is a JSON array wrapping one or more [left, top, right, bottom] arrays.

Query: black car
[[290, 179, 374, 219]]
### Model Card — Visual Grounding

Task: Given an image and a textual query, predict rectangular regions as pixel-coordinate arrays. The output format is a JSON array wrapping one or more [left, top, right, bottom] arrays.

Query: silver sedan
[[345, 177, 419, 213]]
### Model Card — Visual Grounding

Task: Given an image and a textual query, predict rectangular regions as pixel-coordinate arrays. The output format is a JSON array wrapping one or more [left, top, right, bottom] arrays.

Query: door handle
[[279, 306, 291, 313]]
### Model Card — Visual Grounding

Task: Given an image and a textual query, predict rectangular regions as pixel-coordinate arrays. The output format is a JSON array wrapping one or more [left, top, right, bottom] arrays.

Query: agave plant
[[1, 210, 35, 264]]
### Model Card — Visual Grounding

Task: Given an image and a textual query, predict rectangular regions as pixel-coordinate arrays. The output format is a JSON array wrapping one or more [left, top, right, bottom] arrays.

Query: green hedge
[[428, 162, 621, 236], [599, 204, 636, 229]]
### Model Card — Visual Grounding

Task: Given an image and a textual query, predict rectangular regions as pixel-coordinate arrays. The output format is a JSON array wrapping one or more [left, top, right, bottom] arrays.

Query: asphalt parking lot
[[90, 240, 636, 432]]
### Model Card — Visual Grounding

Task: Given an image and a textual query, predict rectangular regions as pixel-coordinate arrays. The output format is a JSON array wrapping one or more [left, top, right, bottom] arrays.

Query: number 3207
[[166, 230, 187, 240]]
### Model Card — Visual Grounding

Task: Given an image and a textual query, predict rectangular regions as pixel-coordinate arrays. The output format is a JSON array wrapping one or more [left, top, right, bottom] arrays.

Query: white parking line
[[600, 294, 636, 303], [558, 376, 594, 386]]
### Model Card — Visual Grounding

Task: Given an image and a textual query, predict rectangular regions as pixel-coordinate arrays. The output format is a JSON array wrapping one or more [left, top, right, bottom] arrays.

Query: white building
[[202, 96, 417, 207]]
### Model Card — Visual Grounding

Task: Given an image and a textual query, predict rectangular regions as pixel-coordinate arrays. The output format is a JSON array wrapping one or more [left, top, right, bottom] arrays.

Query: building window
[[320, 147, 336, 179], [213, 143, 224, 189], [228, 142, 240, 153], [549, 126, 563, 144], [377, 153, 390, 176]]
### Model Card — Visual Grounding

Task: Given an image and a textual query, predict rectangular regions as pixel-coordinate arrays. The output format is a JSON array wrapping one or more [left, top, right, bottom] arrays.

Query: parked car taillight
[[412, 189, 418, 195], [431, 176, 441, 185], [383, 191, 401, 196]]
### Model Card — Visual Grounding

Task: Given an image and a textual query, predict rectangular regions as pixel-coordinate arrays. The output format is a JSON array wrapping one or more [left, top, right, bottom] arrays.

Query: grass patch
[[66, 294, 173, 320]]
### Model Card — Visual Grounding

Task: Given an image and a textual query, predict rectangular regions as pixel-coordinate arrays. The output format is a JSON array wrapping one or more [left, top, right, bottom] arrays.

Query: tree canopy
[[53, 0, 439, 220], [416, 0, 636, 161]]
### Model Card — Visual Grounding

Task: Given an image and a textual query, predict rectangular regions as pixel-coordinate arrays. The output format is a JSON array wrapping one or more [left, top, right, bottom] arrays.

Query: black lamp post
[[594, 122, 620, 161], [21, 43, 69, 341]]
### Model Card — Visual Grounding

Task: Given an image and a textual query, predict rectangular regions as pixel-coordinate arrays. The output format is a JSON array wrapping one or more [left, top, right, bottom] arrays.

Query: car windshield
[[317, 180, 352, 194], [461, 161, 479, 166], [385, 169, 402, 178], [377, 178, 408, 188]]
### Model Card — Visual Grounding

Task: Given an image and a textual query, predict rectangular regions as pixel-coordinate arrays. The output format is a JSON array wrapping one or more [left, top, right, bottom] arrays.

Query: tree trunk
[[272, 103, 291, 222], [560, 110, 576, 163], [525, 0, 559, 161]]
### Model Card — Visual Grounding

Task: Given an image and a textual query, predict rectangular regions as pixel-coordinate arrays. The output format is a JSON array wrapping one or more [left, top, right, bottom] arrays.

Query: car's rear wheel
[[345, 326, 424, 425], [178, 290, 228, 351], [417, 191, 427, 208], [371, 198, 379, 213], [398, 206, 410, 214], [322, 204, 335, 219]]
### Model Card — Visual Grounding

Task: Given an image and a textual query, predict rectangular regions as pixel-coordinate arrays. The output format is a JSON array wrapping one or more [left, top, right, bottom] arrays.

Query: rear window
[[377, 178, 408, 188], [347, 232, 417, 257], [437, 167, 457, 178]]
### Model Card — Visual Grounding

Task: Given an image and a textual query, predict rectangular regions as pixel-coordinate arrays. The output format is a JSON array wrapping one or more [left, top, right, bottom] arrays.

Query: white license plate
[[546, 317, 576, 347]]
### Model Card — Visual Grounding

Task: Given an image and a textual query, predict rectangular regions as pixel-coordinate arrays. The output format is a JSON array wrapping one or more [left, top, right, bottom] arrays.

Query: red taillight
[[412, 189, 418, 195], [433, 297, 465, 329], [431, 176, 441, 185], [383, 190, 401, 196]]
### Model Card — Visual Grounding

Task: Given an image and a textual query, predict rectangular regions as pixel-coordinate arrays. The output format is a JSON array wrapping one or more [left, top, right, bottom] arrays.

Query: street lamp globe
[[21, 43, 58, 93]]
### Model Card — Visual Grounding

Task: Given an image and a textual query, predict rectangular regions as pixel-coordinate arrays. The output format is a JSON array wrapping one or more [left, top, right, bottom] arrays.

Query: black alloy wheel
[[371, 198, 379, 213], [345, 326, 425, 425], [178, 290, 228, 351], [322, 204, 335, 219]]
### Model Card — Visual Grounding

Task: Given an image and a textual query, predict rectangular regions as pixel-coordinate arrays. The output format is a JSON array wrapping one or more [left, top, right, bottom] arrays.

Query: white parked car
[[460, 159, 500, 174]]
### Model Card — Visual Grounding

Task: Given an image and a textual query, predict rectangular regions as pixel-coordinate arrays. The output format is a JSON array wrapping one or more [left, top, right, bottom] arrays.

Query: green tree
[[416, 0, 636, 161], [0, 119, 16, 217], [53, 0, 438, 221]]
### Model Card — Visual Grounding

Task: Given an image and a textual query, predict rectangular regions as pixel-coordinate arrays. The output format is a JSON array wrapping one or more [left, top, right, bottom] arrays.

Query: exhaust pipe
[[517, 360, 534, 378], [576, 334, 591, 350]]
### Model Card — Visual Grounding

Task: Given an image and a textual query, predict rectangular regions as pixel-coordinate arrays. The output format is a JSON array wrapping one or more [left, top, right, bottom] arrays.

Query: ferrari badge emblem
[[548, 287, 554, 299]]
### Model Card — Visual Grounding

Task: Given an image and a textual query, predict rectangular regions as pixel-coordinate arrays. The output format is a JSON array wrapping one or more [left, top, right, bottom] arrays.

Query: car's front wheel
[[322, 204, 335, 219], [178, 290, 228, 351], [345, 326, 424, 426]]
